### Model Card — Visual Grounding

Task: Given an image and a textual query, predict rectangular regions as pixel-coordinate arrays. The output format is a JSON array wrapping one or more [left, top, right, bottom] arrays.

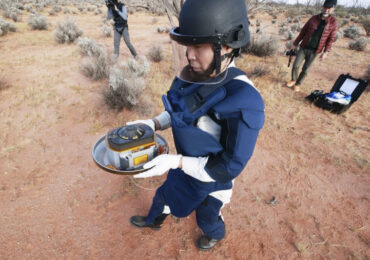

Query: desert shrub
[[242, 35, 280, 57], [94, 9, 102, 15], [157, 26, 170, 33], [339, 18, 350, 27], [335, 8, 347, 18], [77, 37, 105, 57], [25, 6, 33, 13], [279, 26, 288, 35], [54, 16, 83, 44], [343, 25, 362, 39], [285, 8, 300, 19], [28, 14, 48, 30], [103, 56, 150, 110], [122, 55, 150, 78], [359, 17, 370, 36], [349, 37, 367, 51], [0, 19, 16, 36], [335, 30, 343, 41], [81, 55, 109, 80], [101, 23, 111, 37], [304, 8, 316, 15], [284, 30, 294, 40], [63, 7, 70, 14], [249, 64, 270, 78], [103, 77, 146, 110], [290, 23, 301, 32], [2, 7, 21, 22], [34, 3, 44, 12], [52, 5, 62, 13], [147, 45, 163, 62], [78, 37, 109, 80]]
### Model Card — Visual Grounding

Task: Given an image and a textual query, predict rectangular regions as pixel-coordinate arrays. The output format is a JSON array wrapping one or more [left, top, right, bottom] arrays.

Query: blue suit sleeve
[[205, 116, 262, 183], [204, 81, 265, 184]]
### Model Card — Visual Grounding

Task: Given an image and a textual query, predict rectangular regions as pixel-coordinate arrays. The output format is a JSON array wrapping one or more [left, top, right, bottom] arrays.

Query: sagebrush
[[54, 16, 83, 44]]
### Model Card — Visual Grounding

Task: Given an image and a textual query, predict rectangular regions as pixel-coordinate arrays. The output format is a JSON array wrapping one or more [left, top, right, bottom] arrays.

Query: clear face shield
[[171, 39, 229, 85]]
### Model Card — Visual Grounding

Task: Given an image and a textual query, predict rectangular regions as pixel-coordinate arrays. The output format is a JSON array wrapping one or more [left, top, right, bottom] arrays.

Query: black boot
[[196, 235, 220, 251], [129, 214, 168, 230]]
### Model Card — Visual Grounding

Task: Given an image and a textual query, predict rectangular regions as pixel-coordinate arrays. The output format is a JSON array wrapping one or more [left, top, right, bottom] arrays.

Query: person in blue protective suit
[[127, 0, 265, 251], [105, 0, 137, 58]]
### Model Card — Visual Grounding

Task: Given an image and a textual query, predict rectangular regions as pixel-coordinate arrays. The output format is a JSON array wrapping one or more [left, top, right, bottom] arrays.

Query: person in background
[[287, 0, 338, 92], [126, 0, 265, 251], [106, 0, 137, 58]]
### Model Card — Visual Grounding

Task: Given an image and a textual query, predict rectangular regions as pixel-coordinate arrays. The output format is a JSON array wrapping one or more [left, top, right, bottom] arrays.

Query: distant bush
[[285, 8, 300, 19], [25, 6, 33, 13], [122, 55, 150, 78], [54, 16, 83, 43], [147, 45, 163, 62], [28, 14, 48, 30], [2, 7, 21, 22], [304, 8, 316, 15], [284, 30, 294, 40], [335, 9, 347, 18], [77, 37, 104, 57], [339, 18, 350, 28], [349, 37, 367, 51], [335, 30, 343, 41], [157, 26, 170, 33], [103, 56, 150, 110], [243, 35, 280, 57], [290, 23, 301, 32], [359, 17, 370, 36], [249, 64, 270, 78], [52, 5, 62, 13], [343, 25, 362, 39], [0, 19, 16, 36], [63, 8, 70, 14], [102, 23, 111, 37], [78, 37, 109, 80], [81, 55, 109, 80]]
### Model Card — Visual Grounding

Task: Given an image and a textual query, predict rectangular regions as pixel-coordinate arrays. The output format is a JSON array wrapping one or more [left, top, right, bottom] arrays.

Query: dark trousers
[[146, 186, 226, 240], [114, 26, 137, 57], [292, 48, 317, 85]]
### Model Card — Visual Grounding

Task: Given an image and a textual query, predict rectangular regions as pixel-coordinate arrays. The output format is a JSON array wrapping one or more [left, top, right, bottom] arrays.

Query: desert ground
[[0, 2, 369, 259]]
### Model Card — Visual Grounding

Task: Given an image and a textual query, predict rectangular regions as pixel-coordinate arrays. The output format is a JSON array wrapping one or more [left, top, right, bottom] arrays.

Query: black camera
[[285, 50, 296, 56], [105, 0, 117, 7]]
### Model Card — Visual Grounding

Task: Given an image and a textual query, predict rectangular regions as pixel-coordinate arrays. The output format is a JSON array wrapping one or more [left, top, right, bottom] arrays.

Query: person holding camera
[[106, 0, 137, 58], [286, 0, 338, 92]]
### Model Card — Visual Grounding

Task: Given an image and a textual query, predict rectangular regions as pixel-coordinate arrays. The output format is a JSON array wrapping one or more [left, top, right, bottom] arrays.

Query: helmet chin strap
[[213, 43, 222, 75], [212, 44, 239, 74]]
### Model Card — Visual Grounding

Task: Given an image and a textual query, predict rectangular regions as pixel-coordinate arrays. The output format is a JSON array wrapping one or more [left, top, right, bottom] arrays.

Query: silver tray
[[92, 133, 169, 175]]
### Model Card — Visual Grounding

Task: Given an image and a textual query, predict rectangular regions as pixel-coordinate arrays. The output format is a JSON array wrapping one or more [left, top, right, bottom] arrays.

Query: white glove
[[134, 154, 181, 178], [126, 119, 155, 131]]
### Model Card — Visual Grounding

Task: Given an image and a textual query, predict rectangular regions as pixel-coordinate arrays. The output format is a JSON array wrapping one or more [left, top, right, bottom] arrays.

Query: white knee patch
[[162, 205, 171, 214]]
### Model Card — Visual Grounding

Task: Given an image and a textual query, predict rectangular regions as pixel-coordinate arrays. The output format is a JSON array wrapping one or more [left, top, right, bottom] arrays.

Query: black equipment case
[[306, 73, 368, 114]]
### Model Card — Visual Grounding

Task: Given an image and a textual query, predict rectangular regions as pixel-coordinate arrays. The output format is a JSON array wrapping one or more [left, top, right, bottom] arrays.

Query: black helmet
[[170, 0, 250, 74], [323, 0, 337, 7]]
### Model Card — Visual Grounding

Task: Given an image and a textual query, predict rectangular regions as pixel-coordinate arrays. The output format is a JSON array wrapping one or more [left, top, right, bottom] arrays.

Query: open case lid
[[331, 74, 368, 103]]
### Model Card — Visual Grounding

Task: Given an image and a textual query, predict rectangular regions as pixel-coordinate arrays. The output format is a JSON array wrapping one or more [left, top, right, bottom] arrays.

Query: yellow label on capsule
[[134, 154, 148, 165]]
